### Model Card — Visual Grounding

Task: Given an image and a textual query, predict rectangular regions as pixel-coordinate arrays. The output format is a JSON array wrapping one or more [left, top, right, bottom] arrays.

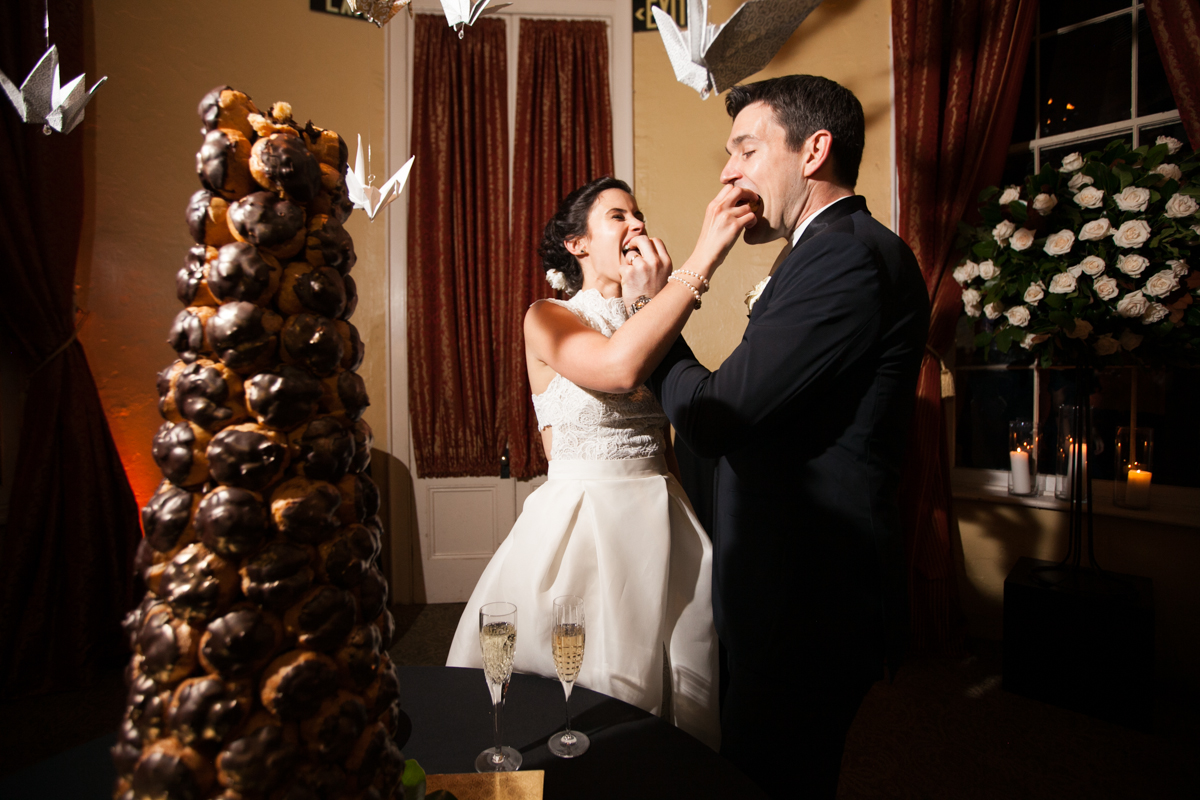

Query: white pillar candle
[[1125, 468, 1152, 507], [1009, 450, 1032, 495], [1065, 442, 1088, 494]]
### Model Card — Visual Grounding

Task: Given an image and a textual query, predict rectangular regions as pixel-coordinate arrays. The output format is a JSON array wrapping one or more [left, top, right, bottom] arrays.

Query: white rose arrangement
[[953, 136, 1200, 365]]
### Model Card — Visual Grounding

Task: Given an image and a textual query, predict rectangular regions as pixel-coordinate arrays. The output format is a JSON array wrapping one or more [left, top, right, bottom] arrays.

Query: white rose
[[1192, 224, 1200, 237], [1059, 152, 1084, 172], [1154, 163, 1182, 182], [1068, 264, 1085, 278], [998, 186, 1022, 205], [1032, 193, 1058, 215], [1167, 259, 1189, 278], [1078, 255, 1106, 276], [1004, 305, 1031, 327], [1114, 186, 1150, 213], [1023, 281, 1046, 305], [1114, 219, 1152, 248], [1116, 290, 1149, 318], [1010, 228, 1035, 251], [1020, 332, 1050, 350], [1165, 192, 1200, 218], [1117, 253, 1149, 277], [1119, 330, 1143, 350], [1143, 269, 1180, 297], [953, 260, 980, 285], [961, 288, 982, 317], [1079, 218, 1113, 241], [1093, 335, 1120, 356], [1093, 275, 1119, 300], [984, 301, 1004, 320], [1066, 319, 1093, 339], [992, 219, 1015, 245], [978, 259, 1000, 280], [1044, 229, 1075, 256], [1142, 303, 1169, 324], [1157, 135, 1183, 155], [1074, 186, 1105, 209], [1048, 272, 1077, 294], [1068, 172, 1094, 193]]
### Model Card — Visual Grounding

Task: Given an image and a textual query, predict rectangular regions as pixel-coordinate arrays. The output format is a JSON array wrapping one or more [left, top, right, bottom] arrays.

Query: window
[[952, 1, 1199, 521]]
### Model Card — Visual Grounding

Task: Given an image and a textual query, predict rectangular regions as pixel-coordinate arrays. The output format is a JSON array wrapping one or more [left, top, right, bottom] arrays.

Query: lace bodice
[[531, 289, 667, 461]]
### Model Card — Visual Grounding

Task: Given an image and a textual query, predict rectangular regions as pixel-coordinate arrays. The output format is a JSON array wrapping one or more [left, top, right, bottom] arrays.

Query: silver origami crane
[[652, 0, 824, 98], [441, 0, 512, 38], [346, 0, 414, 27], [0, 45, 107, 135]]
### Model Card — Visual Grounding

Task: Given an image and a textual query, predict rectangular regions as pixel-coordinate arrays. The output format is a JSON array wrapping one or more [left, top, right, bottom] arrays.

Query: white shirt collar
[[790, 195, 854, 247]]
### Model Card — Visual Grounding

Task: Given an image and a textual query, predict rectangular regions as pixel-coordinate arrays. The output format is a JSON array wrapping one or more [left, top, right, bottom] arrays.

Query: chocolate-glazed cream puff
[[244, 365, 322, 431], [198, 86, 259, 141], [205, 301, 283, 376], [227, 191, 306, 260], [197, 128, 254, 200], [209, 242, 280, 306], [186, 189, 236, 248], [250, 133, 322, 204]]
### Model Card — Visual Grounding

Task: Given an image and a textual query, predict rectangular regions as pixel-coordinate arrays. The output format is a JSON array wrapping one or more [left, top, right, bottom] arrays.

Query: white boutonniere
[[745, 276, 771, 314]]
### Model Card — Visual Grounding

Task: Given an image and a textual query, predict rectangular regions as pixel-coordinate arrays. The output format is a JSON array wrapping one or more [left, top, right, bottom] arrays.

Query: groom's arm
[[649, 231, 884, 459]]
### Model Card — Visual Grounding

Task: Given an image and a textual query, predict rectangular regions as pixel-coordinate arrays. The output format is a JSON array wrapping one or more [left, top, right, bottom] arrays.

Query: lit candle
[[1125, 468, 1152, 507], [1010, 449, 1032, 495]]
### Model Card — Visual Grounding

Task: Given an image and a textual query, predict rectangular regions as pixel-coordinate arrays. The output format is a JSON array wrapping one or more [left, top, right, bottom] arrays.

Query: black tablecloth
[[0, 665, 764, 799]]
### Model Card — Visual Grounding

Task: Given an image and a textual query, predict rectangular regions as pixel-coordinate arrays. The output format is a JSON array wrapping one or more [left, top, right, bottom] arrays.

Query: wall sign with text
[[310, 0, 372, 22], [633, 0, 687, 33]]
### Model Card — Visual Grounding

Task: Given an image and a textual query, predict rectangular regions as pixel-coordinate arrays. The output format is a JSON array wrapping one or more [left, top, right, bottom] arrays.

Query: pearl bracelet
[[668, 274, 702, 309], [674, 268, 711, 292]]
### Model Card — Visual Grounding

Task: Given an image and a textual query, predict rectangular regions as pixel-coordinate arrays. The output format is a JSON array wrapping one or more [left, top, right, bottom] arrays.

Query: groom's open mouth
[[735, 194, 764, 216]]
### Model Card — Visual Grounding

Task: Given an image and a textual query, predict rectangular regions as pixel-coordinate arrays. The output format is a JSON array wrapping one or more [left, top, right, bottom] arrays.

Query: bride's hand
[[620, 234, 671, 307], [690, 184, 758, 272]]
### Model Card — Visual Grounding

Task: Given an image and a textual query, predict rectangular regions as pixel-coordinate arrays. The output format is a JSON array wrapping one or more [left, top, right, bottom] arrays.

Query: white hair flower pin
[[545, 269, 569, 291]]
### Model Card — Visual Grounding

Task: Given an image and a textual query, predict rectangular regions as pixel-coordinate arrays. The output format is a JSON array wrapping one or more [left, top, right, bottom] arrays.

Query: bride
[[445, 176, 753, 750]]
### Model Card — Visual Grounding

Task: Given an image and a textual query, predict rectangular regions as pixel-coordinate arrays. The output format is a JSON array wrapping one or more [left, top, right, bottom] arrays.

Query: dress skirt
[[445, 455, 720, 750]]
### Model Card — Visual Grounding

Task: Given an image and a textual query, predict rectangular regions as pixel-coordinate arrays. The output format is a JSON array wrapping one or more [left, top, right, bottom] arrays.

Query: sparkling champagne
[[480, 620, 517, 689], [552, 622, 585, 684]]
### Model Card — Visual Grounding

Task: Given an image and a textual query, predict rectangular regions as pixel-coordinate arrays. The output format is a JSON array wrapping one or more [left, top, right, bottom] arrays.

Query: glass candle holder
[[1054, 405, 1089, 501], [1008, 419, 1037, 496], [1114, 426, 1154, 509]]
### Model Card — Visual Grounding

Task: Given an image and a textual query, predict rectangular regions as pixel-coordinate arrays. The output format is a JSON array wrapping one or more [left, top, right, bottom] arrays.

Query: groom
[[642, 76, 929, 797]]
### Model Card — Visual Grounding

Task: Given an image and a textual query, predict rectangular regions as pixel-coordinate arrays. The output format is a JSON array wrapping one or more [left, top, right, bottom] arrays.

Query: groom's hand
[[620, 234, 672, 301]]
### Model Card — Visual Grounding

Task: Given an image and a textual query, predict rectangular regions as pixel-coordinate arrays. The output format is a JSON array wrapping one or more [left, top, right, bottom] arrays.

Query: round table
[[0, 666, 765, 799], [399, 665, 765, 798]]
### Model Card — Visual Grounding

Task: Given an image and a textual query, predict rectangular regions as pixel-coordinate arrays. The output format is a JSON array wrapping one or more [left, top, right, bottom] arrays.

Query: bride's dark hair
[[538, 176, 633, 295]]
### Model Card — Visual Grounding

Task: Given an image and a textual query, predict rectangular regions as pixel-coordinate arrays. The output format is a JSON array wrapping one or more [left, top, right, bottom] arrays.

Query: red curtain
[[0, 0, 142, 698], [1145, 0, 1200, 148], [507, 19, 614, 479], [408, 15, 510, 479], [892, 0, 1038, 653]]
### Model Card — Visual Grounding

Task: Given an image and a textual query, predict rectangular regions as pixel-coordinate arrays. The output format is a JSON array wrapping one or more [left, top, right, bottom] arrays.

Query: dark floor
[[2, 603, 1196, 799]]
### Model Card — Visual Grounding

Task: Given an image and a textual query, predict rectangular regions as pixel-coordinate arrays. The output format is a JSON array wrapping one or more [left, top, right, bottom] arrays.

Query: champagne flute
[[548, 595, 589, 757], [475, 601, 521, 772]]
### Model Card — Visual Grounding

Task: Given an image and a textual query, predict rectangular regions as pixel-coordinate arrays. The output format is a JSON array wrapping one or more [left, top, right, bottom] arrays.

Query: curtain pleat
[[408, 15, 510, 479], [507, 19, 614, 479], [892, 0, 1038, 653], [0, 0, 142, 698], [1144, 0, 1200, 148]]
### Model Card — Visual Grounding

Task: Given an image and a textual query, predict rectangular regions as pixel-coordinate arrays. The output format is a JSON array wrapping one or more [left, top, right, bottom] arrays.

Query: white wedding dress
[[445, 289, 720, 750]]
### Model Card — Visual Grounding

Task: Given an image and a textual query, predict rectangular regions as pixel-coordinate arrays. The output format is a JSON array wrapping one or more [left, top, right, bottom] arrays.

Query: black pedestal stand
[[1002, 368, 1155, 730]]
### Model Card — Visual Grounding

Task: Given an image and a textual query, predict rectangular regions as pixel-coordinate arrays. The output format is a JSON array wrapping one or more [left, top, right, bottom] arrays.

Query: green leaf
[[1043, 292, 1064, 309], [1142, 143, 1168, 171], [974, 330, 992, 348], [979, 185, 1000, 202], [1009, 201, 1028, 223], [1113, 165, 1134, 190], [402, 759, 429, 800]]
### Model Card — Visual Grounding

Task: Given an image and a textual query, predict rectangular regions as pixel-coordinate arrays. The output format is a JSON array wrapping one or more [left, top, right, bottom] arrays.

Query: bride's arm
[[525, 184, 756, 395]]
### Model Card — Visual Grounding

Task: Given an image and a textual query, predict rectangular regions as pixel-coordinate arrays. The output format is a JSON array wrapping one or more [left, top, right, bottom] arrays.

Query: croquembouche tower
[[112, 86, 404, 799]]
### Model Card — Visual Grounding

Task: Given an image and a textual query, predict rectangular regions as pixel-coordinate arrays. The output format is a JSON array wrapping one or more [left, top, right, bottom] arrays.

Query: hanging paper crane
[[0, 44, 106, 134], [653, 0, 823, 99], [345, 134, 415, 221], [441, 0, 512, 38], [347, 0, 414, 27]]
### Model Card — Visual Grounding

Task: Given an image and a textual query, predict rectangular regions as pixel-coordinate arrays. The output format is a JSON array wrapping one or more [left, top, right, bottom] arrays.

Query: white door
[[384, 1, 632, 603]]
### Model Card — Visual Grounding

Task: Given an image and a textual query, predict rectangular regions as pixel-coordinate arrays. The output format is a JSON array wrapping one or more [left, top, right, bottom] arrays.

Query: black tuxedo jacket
[[650, 196, 929, 681]]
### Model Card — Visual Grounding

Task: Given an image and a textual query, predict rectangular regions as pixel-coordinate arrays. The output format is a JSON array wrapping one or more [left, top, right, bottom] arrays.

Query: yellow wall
[[633, 0, 893, 369], [82, 0, 388, 507]]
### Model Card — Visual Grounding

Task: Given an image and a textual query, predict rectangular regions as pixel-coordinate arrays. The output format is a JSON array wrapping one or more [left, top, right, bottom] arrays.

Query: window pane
[[1002, 146, 1035, 187], [1039, 131, 1132, 172], [1138, 13, 1176, 117], [1040, 15, 1132, 136], [955, 370, 1035, 471], [1012, 41, 1038, 143], [1041, 0, 1130, 33]]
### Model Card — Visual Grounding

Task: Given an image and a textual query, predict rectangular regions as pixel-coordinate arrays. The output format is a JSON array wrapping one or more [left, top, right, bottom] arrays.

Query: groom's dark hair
[[725, 75, 865, 188]]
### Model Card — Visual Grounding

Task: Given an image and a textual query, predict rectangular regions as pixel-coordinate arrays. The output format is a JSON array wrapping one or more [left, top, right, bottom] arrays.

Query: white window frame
[[950, 1, 1199, 528]]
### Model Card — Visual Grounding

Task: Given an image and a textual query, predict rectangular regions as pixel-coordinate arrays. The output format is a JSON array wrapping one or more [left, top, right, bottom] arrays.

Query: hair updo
[[538, 176, 633, 295]]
